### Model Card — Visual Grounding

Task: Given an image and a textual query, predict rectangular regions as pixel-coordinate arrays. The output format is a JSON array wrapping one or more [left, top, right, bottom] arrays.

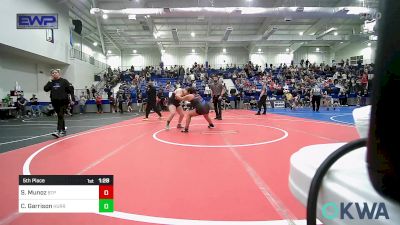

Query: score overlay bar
[[19, 175, 114, 213]]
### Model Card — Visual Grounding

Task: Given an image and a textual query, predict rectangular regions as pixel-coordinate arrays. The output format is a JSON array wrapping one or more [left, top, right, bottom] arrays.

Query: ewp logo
[[17, 14, 58, 29], [321, 202, 390, 220]]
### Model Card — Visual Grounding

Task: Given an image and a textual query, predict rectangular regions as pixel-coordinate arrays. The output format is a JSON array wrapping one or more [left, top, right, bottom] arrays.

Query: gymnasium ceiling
[[66, 0, 380, 54]]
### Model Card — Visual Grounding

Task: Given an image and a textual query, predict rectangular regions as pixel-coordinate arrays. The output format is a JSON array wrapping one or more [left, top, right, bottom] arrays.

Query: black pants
[[145, 101, 162, 118], [339, 97, 347, 106], [213, 96, 222, 119], [118, 102, 123, 113], [96, 104, 103, 113], [258, 95, 267, 113], [234, 97, 240, 109], [312, 95, 321, 111], [52, 100, 68, 131]]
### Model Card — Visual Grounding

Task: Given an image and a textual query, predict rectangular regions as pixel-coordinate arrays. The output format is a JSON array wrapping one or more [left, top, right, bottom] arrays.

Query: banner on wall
[[17, 14, 58, 29], [273, 100, 285, 108]]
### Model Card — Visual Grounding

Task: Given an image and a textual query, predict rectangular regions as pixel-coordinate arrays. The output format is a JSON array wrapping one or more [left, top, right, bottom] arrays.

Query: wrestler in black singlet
[[168, 92, 181, 107], [190, 94, 210, 115]]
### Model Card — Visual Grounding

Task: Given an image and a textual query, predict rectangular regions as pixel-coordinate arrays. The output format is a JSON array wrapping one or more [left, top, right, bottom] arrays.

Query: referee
[[143, 81, 162, 120], [44, 69, 74, 137], [256, 81, 267, 115], [209, 75, 224, 120]]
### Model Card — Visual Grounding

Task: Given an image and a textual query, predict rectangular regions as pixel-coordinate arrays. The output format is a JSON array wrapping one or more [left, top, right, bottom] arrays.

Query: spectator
[[3, 94, 13, 106], [117, 92, 125, 114], [79, 94, 87, 114], [42, 103, 55, 116], [235, 91, 241, 109], [30, 94, 40, 116], [338, 90, 347, 106], [137, 93, 144, 112], [360, 89, 368, 106], [16, 94, 27, 118], [204, 84, 211, 97], [91, 85, 97, 99], [109, 95, 116, 113], [249, 96, 257, 109], [95, 94, 103, 113], [127, 96, 133, 112], [85, 86, 90, 99]]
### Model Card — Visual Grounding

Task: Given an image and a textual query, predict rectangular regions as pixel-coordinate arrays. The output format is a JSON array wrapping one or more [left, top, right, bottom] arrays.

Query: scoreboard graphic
[[19, 175, 114, 213]]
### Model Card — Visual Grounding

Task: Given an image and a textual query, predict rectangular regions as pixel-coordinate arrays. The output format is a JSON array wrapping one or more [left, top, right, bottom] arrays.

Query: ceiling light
[[345, 7, 370, 15], [316, 48, 320, 52], [340, 41, 344, 43], [286, 48, 290, 52], [107, 50, 112, 54], [334, 32, 338, 36], [102, 14, 108, 19], [316, 27, 337, 39], [192, 49, 195, 53], [128, 14, 136, 20], [133, 50, 137, 54], [223, 48, 226, 53], [299, 32, 304, 36], [191, 32, 195, 37], [367, 42, 371, 46], [90, 8, 100, 15], [172, 28, 179, 44], [93, 42, 98, 46], [262, 26, 278, 40], [258, 48, 261, 52], [222, 27, 233, 41], [241, 7, 267, 15]]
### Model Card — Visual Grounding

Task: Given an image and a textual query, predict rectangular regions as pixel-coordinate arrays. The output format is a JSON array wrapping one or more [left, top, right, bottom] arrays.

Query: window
[[350, 55, 363, 65]]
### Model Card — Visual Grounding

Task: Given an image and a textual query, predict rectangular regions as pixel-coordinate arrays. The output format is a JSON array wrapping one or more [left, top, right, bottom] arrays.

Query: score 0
[[99, 185, 113, 213]]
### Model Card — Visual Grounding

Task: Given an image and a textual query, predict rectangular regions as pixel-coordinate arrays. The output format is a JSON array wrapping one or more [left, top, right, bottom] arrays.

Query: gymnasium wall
[[0, 53, 52, 101], [334, 42, 376, 65], [106, 55, 122, 69], [0, 52, 105, 101], [0, 0, 70, 64], [122, 48, 161, 70], [162, 48, 205, 68], [293, 46, 332, 65], [71, 32, 107, 64], [250, 47, 294, 68], [207, 47, 249, 68], [0, 0, 108, 101]]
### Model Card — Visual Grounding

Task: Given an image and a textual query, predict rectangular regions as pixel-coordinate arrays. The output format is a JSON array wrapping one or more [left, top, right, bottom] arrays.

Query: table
[[0, 106, 16, 119]]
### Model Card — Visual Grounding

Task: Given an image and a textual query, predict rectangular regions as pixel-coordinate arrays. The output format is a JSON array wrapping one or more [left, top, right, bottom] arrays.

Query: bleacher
[[96, 61, 373, 110]]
